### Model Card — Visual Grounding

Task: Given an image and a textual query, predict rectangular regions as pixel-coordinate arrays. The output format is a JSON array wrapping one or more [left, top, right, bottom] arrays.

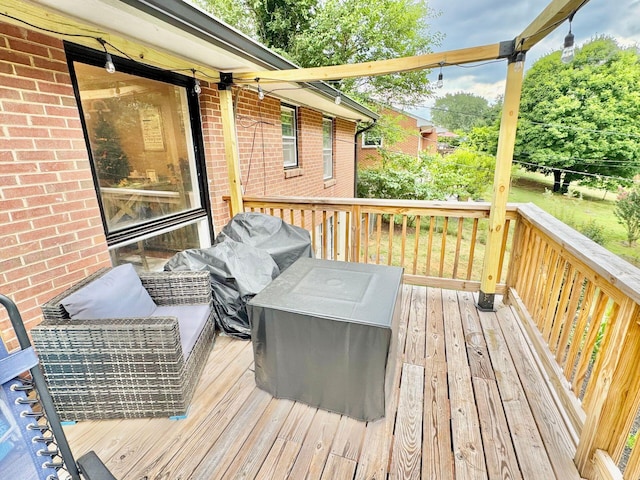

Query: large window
[[67, 42, 212, 270], [323, 117, 334, 179], [281, 105, 298, 167]]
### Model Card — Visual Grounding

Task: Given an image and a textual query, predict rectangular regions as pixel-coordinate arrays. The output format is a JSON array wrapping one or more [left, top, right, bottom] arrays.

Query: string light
[[258, 84, 265, 101], [513, 51, 525, 72], [335, 95, 342, 105], [436, 62, 444, 89], [97, 38, 116, 74], [561, 12, 576, 64], [191, 69, 202, 94]]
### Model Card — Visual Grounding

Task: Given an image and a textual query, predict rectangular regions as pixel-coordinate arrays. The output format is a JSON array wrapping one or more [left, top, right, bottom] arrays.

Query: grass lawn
[[509, 169, 639, 267]]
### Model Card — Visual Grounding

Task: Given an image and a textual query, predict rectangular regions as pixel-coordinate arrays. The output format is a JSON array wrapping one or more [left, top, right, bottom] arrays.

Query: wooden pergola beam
[[516, 0, 589, 51], [233, 43, 504, 84]]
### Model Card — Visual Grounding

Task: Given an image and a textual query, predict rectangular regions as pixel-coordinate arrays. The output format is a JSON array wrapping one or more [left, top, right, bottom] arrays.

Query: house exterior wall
[[357, 108, 436, 169], [0, 22, 358, 346]]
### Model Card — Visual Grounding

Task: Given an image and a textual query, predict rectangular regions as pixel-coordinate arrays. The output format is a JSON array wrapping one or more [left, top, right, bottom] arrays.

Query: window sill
[[323, 178, 336, 188], [284, 167, 303, 179]]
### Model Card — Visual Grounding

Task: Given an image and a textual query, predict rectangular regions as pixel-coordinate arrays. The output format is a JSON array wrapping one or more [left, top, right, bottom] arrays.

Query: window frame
[[64, 41, 213, 247], [281, 104, 299, 168], [322, 117, 334, 180], [362, 131, 383, 148]]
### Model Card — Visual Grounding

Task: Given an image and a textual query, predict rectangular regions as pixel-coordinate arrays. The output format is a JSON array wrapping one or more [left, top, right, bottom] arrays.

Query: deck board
[[63, 285, 583, 479]]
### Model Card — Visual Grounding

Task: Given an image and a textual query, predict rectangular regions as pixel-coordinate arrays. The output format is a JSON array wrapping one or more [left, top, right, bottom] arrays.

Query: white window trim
[[282, 105, 298, 168], [362, 131, 383, 148], [323, 117, 334, 180]]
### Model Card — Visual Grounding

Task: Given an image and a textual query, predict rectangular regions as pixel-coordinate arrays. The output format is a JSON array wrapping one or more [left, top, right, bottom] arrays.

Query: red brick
[[0, 175, 17, 186], [0, 87, 21, 100], [38, 81, 73, 96], [29, 115, 67, 127], [0, 162, 37, 174], [24, 194, 65, 208], [0, 62, 14, 74], [55, 150, 88, 161], [0, 139, 34, 151], [15, 150, 56, 161], [7, 126, 50, 138], [8, 37, 50, 58], [49, 128, 84, 139], [48, 47, 67, 63], [38, 160, 75, 172], [0, 199, 24, 211], [0, 112, 27, 124], [25, 29, 62, 49], [13, 65, 56, 82], [41, 233, 77, 249], [2, 101, 44, 114], [18, 226, 57, 244], [20, 172, 58, 184], [0, 23, 27, 39], [22, 91, 62, 105], [44, 105, 78, 117], [0, 50, 31, 66], [23, 246, 62, 265], [34, 138, 72, 149], [3, 184, 45, 198], [54, 72, 71, 85]]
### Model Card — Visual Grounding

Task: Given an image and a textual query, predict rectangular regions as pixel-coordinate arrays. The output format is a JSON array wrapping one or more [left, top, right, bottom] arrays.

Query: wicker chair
[[31, 268, 216, 421]]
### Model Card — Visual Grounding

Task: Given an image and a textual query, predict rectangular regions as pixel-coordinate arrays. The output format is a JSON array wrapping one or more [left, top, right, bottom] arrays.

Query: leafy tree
[[517, 37, 640, 193], [614, 185, 640, 246], [422, 148, 495, 200], [92, 114, 130, 186], [192, 0, 440, 106], [431, 93, 493, 132]]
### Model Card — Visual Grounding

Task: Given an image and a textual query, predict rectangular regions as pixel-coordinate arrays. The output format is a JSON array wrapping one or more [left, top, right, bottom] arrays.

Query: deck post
[[218, 81, 244, 216], [478, 54, 525, 311]]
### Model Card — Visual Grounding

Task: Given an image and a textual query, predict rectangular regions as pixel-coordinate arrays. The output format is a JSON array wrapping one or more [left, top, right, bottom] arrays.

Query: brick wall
[[0, 23, 112, 349], [0, 21, 359, 346]]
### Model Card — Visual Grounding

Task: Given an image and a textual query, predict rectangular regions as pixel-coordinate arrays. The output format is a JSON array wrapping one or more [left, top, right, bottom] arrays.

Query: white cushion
[[61, 264, 157, 320], [152, 305, 210, 357]]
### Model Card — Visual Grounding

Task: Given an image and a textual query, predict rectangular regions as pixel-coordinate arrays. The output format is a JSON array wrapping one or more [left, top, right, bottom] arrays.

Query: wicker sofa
[[31, 267, 216, 421]]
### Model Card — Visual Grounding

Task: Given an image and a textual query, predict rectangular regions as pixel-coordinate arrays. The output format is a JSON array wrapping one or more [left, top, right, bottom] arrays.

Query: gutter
[[353, 121, 378, 197], [117, 0, 378, 122]]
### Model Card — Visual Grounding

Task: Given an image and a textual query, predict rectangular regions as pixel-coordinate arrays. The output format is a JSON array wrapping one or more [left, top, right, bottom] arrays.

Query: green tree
[[517, 37, 640, 193], [431, 93, 493, 132], [193, 0, 440, 106], [423, 148, 495, 200], [614, 185, 640, 246], [92, 114, 130, 186]]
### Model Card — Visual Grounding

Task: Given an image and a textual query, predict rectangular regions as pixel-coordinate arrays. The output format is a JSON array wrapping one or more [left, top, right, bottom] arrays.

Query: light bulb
[[513, 51, 525, 72], [561, 31, 575, 64], [436, 72, 443, 89], [334, 95, 342, 105], [194, 79, 202, 95], [258, 85, 265, 100], [105, 53, 116, 74]]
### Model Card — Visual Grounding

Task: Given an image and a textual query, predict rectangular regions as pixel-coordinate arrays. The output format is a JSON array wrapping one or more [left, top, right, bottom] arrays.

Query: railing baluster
[[412, 215, 421, 275], [400, 215, 407, 269], [466, 218, 479, 281], [497, 218, 511, 284], [563, 284, 597, 381], [555, 273, 587, 365], [426, 216, 435, 276], [311, 210, 317, 256], [363, 212, 370, 264], [322, 210, 328, 260], [375, 213, 382, 264], [548, 264, 576, 354], [452, 217, 463, 279], [387, 213, 394, 266], [439, 217, 448, 277]]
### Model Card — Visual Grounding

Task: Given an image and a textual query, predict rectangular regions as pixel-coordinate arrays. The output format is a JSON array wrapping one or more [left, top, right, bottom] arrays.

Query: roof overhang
[[6, 0, 378, 122]]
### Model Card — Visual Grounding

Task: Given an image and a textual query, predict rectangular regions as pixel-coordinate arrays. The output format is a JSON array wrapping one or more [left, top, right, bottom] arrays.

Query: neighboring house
[[0, 0, 377, 345], [357, 107, 437, 168], [437, 128, 460, 155]]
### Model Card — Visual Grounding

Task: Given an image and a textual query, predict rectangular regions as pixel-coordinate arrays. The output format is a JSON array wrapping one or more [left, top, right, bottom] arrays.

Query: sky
[[411, 0, 640, 120]]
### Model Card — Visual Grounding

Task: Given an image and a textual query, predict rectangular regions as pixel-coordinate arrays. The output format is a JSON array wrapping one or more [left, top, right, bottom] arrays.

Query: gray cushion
[[152, 305, 211, 357], [61, 264, 157, 320]]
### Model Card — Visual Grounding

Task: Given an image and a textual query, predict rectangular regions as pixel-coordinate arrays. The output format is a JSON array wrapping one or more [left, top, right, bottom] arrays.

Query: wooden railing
[[508, 203, 640, 480], [230, 196, 640, 479], [238, 196, 517, 292]]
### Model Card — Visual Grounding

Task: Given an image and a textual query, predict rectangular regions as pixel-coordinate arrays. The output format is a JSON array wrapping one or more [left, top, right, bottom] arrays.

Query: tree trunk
[[561, 176, 571, 194], [553, 170, 562, 192]]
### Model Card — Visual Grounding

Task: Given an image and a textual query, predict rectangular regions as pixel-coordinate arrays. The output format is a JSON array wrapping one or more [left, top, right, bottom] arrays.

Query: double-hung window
[[363, 131, 383, 148], [323, 117, 334, 179], [281, 105, 298, 167], [66, 42, 212, 271]]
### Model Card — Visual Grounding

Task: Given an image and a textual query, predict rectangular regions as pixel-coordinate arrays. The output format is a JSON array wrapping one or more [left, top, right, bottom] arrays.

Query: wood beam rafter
[[516, 0, 589, 51], [233, 44, 503, 84]]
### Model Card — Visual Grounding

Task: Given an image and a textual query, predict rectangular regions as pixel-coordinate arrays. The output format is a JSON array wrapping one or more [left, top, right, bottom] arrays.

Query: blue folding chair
[[0, 294, 115, 480]]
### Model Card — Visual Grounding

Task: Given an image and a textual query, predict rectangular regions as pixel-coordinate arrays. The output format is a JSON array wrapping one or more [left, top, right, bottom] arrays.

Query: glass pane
[[283, 139, 296, 167], [110, 219, 210, 272], [324, 151, 333, 178], [74, 62, 201, 233], [323, 118, 332, 149], [281, 108, 294, 137]]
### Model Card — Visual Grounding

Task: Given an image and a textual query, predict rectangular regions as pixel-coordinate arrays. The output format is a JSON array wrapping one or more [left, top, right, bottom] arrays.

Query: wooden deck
[[63, 286, 583, 479]]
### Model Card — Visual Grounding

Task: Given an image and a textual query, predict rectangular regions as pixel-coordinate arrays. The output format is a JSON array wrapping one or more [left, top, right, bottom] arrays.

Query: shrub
[[614, 186, 640, 246]]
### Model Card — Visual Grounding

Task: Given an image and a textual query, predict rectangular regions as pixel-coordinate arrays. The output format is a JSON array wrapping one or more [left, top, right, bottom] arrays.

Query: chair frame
[[32, 268, 215, 421]]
